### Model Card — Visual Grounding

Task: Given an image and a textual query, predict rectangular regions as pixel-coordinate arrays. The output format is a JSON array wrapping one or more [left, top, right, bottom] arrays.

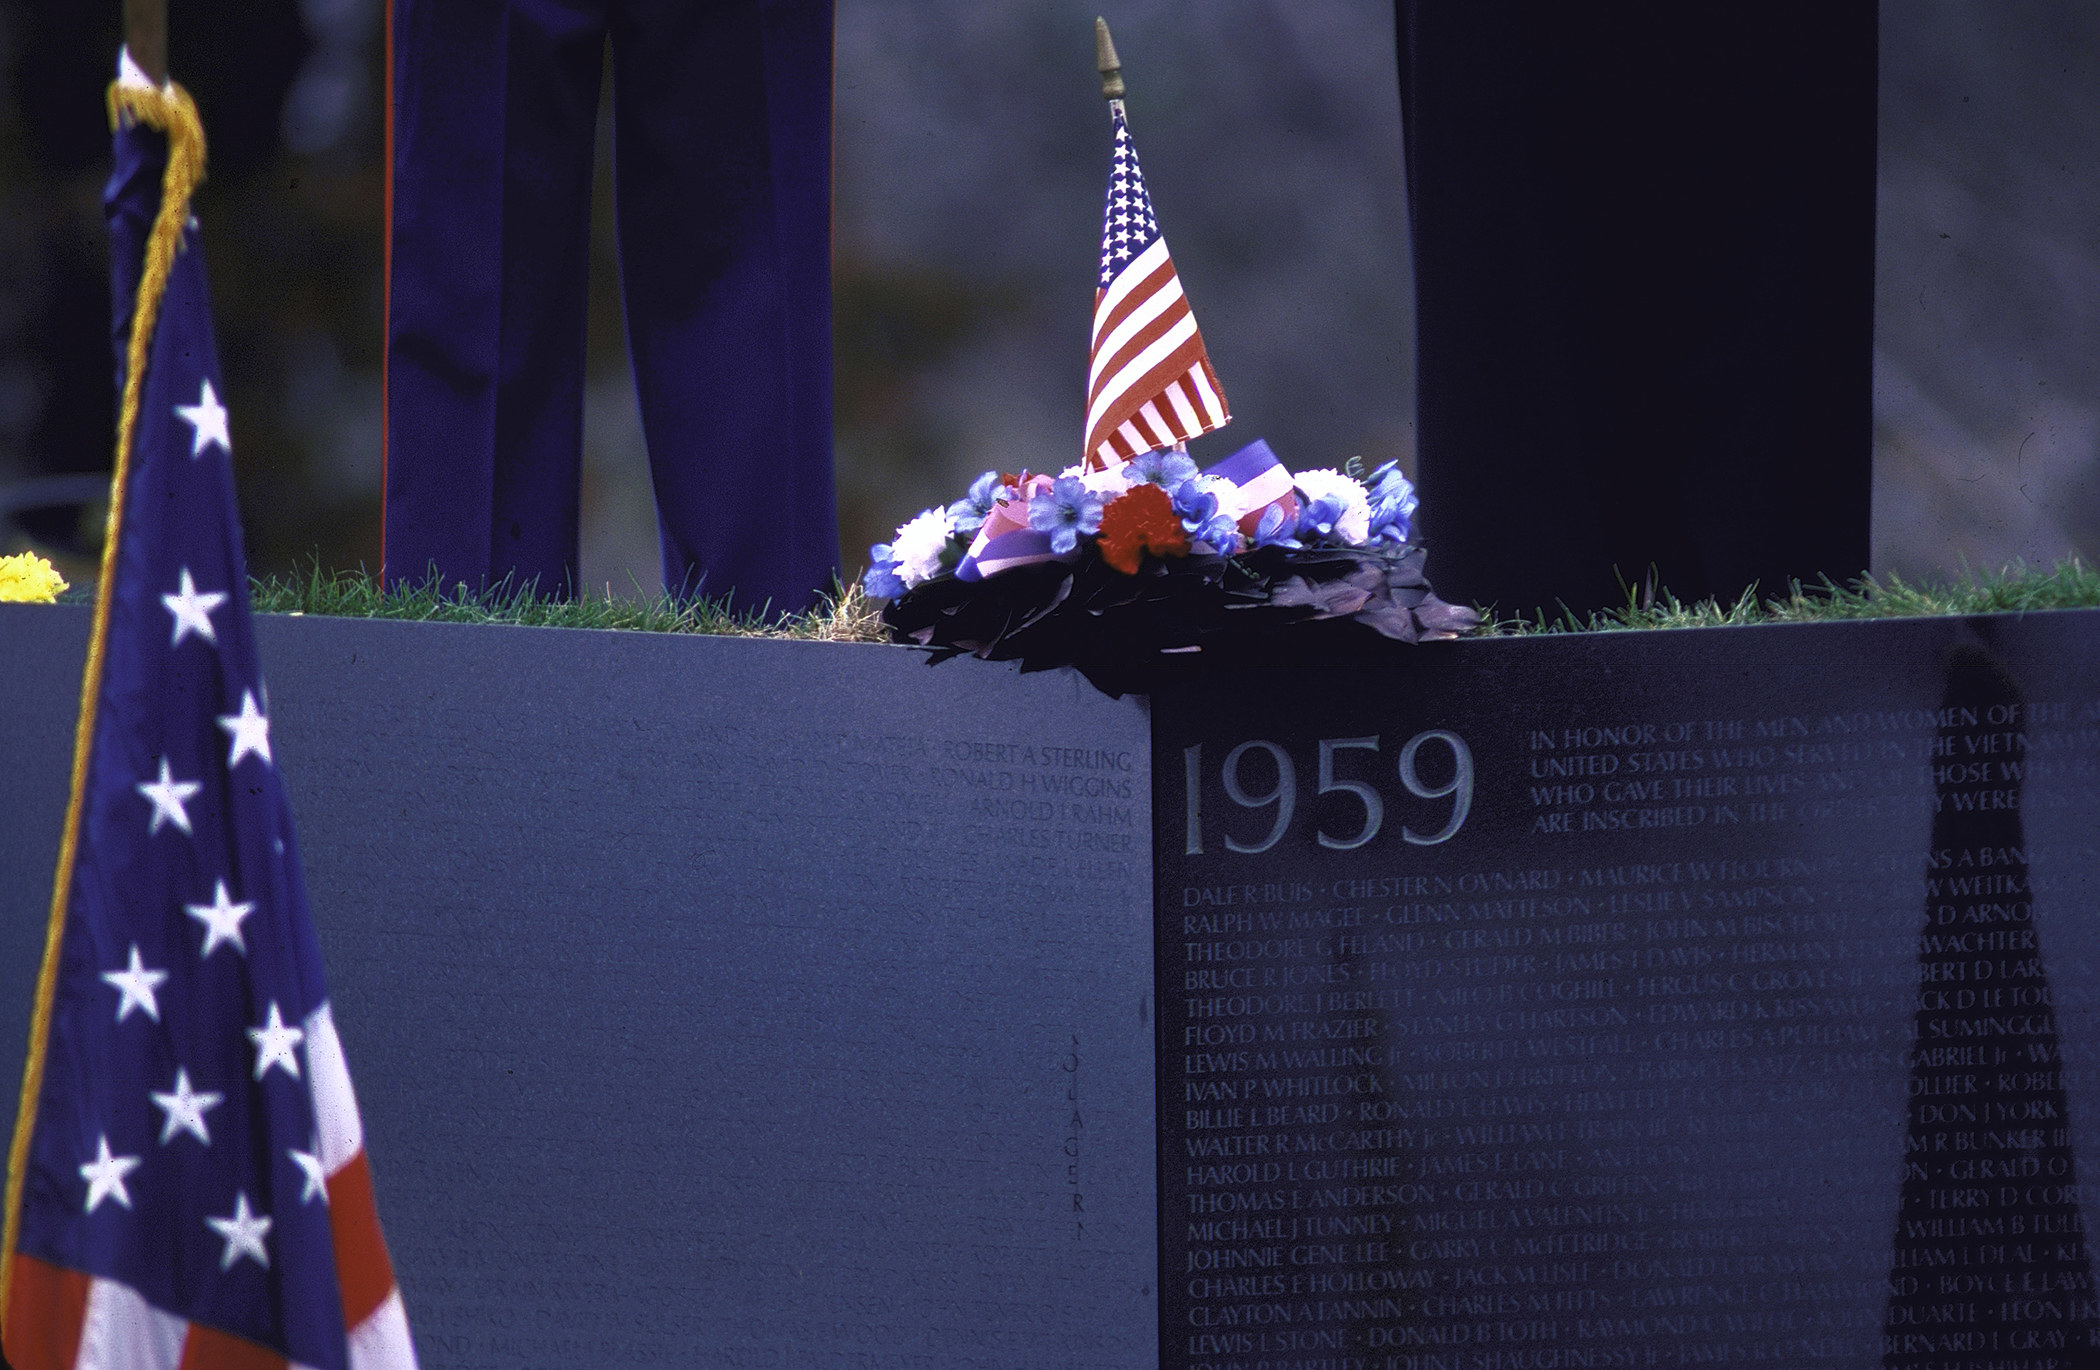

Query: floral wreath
[[861, 438, 1475, 683]]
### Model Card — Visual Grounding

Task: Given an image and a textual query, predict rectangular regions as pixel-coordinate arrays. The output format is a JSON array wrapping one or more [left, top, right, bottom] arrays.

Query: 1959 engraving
[[1184, 733, 1474, 857]]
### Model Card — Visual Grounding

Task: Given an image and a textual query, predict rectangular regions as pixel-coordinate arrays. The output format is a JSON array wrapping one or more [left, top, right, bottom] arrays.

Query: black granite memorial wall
[[0, 605, 1156, 1370], [1153, 613, 2100, 1370], [10, 604, 2100, 1369]]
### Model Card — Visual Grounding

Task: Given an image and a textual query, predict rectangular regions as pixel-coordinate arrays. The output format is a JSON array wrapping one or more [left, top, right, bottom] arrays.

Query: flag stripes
[[6, 1256, 91, 1370], [1087, 245, 1176, 375], [1082, 105, 1228, 468], [78, 1279, 185, 1369], [326, 1158, 396, 1330], [5, 1009, 410, 1370], [7, 1256, 409, 1370]]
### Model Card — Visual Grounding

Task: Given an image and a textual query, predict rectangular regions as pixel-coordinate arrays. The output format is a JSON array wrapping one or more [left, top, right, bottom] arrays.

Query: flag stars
[[216, 689, 272, 769], [289, 1140, 329, 1206], [206, 1192, 272, 1271], [248, 1001, 304, 1080], [79, 1136, 142, 1214], [162, 568, 226, 647], [173, 378, 232, 459], [150, 1068, 224, 1146], [137, 757, 202, 837], [185, 879, 256, 958], [100, 944, 168, 1022]]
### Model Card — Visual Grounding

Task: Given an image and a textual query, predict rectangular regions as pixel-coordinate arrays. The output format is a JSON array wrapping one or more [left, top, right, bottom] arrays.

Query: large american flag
[[1083, 104, 1231, 469], [3, 76, 414, 1370]]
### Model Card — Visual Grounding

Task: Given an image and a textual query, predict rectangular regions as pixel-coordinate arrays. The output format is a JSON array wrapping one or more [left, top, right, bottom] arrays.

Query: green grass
[[100, 557, 2092, 643], [1487, 557, 2100, 635], [241, 565, 890, 643]]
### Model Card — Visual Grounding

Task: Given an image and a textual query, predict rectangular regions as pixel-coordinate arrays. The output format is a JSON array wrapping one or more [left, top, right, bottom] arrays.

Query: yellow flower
[[0, 552, 69, 604]]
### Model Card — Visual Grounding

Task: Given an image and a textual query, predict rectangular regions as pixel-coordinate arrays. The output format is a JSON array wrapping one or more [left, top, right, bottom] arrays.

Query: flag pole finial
[[1095, 18, 1124, 101]]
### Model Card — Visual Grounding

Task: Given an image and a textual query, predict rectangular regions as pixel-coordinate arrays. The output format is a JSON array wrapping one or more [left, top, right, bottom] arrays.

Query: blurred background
[[0, 0, 2093, 599]]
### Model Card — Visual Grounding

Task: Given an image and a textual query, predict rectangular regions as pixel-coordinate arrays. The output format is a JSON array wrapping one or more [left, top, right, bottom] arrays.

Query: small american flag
[[1083, 104, 1231, 469], [2, 75, 414, 1370]]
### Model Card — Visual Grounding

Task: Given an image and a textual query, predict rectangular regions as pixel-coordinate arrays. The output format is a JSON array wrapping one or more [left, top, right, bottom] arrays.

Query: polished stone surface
[[0, 605, 1155, 1370]]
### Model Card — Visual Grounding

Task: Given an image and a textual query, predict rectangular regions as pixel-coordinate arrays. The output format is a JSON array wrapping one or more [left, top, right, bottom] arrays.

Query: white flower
[[890, 507, 957, 587], [1291, 468, 1373, 545], [1066, 460, 1136, 500]]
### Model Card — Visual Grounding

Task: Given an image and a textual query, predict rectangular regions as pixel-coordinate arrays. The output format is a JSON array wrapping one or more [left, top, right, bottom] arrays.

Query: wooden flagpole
[[125, 0, 168, 84], [0, 0, 185, 1317]]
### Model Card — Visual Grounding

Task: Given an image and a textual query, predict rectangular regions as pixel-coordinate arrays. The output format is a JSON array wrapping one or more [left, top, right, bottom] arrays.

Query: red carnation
[[1097, 482, 1190, 574]]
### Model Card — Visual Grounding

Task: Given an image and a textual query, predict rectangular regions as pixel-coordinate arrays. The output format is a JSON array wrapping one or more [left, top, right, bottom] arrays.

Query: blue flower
[[1128, 448, 1199, 488], [1169, 478, 1214, 524], [946, 470, 1004, 534], [1252, 502, 1301, 549], [862, 545, 909, 600], [1027, 476, 1104, 555], [1364, 461, 1419, 544], [1296, 494, 1349, 544], [1170, 478, 1238, 551], [1365, 460, 1409, 504], [1201, 520, 1244, 554]]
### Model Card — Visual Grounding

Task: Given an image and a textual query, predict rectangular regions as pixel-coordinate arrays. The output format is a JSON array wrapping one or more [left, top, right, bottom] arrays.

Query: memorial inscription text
[[1155, 658, 2100, 1370]]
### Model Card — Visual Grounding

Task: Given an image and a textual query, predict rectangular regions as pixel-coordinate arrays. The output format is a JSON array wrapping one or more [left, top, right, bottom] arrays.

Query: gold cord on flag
[[0, 77, 207, 1314]]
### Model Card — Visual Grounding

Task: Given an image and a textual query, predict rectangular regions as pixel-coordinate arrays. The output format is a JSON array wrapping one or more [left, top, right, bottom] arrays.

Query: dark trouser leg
[[1396, 2, 1876, 615], [386, 0, 605, 595], [610, 0, 838, 615]]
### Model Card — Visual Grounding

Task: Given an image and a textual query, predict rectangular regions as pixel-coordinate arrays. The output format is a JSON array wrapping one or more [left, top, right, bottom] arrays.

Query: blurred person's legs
[[383, 0, 838, 612], [1396, 2, 1876, 615], [385, 0, 598, 596], [612, 0, 837, 615]]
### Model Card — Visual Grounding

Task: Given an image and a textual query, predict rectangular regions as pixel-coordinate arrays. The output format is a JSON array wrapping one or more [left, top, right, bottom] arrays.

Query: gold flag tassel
[[0, 76, 208, 1313]]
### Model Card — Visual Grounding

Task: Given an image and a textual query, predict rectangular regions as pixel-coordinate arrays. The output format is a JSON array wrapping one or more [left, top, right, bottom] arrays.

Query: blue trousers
[[384, 0, 838, 612]]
